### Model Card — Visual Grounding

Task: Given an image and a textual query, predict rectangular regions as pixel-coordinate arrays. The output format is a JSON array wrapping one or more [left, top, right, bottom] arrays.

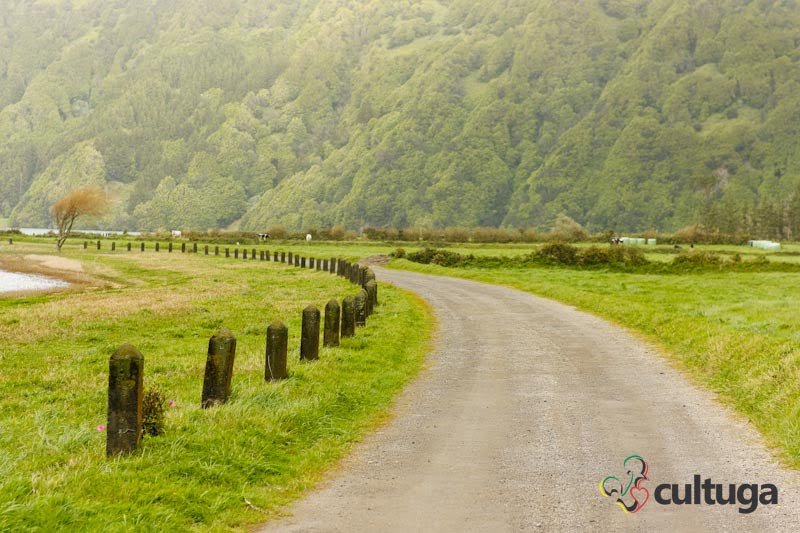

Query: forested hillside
[[2, 0, 800, 234]]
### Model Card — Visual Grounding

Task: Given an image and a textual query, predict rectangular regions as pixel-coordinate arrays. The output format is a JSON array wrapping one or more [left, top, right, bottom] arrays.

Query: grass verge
[[0, 246, 433, 531], [390, 258, 800, 468]]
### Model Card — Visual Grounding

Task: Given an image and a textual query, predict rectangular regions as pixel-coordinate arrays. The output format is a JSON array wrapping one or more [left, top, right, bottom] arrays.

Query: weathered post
[[265, 321, 288, 381], [251, 248, 256, 259], [288, 252, 293, 264], [215, 246, 219, 256], [243, 249, 248, 260], [260, 251, 265, 261], [294, 255, 300, 267], [127, 242, 132, 252], [355, 289, 368, 326], [364, 268, 376, 286], [274, 251, 279, 262], [234, 249, 238, 259], [193, 243, 198, 253], [309, 257, 314, 269], [155, 242, 160, 252], [329, 258, 336, 274], [300, 256, 306, 268], [83, 241, 88, 249], [365, 280, 377, 316], [300, 305, 320, 361], [324, 299, 340, 347], [225, 248, 230, 258], [106, 344, 144, 457], [140, 242, 145, 252], [280, 251, 285, 263], [341, 296, 356, 338], [168, 242, 173, 253], [97, 240, 101, 250], [111, 242, 116, 251], [181, 242, 186, 253], [201, 328, 237, 408], [322, 259, 328, 272], [205, 245, 209, 255], [7, 238, 12, 245]]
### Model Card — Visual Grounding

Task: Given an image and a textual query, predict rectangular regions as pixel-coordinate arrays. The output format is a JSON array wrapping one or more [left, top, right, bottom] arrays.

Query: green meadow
[[0, 241, 432, 531]]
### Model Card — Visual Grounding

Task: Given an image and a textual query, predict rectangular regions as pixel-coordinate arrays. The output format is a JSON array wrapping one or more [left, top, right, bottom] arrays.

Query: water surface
[[0, 269, 69, 293]]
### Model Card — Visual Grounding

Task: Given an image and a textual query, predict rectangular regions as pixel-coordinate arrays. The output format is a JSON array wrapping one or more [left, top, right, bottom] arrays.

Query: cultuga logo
[[599, 455, 779, 515]]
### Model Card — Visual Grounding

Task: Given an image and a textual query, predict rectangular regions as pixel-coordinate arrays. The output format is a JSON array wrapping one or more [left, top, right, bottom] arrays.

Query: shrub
[[391, 247, 406, 258], [142, 385, 166, 437], [536, 242, 580, 265]]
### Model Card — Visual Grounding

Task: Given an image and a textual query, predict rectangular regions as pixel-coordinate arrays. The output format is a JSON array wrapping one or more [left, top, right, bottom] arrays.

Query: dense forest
[[2, 0, 800, 235]]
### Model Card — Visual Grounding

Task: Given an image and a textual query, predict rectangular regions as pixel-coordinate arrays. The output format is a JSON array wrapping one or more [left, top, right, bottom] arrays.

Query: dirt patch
[[359, 254, 391, 266]]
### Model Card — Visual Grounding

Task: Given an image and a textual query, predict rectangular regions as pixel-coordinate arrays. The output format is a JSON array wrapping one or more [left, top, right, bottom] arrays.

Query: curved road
[[262, 268, 800, 532]]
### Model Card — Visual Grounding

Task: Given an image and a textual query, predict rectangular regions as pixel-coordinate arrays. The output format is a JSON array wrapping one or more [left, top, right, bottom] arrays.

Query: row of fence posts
[[106, 250, 379, 456]]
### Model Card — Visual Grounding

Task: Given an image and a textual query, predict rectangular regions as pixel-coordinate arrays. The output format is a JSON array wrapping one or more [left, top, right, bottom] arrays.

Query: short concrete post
[[324, 299, 340, 347], [265, 321, 288, 381], [355, 289, 368, 326], [365, 280, 377, 316], [107, 344, 144, 457], [341, 296, 356, 338], [201, 328, 237, 408], [300, 305, 320, 361]]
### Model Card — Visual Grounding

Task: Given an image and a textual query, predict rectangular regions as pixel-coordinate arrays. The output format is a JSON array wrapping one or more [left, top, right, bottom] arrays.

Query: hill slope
[[2, 0, 800, 233]]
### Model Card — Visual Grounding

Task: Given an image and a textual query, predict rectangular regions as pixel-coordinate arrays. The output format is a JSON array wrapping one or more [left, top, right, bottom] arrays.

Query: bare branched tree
[[51, 186, 111, 252]]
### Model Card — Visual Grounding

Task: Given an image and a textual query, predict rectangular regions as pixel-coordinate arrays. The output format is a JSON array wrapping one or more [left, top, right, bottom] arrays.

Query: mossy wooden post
[[140, 242, 145, 252], [243, 249, 247, 260], [168, 242, 173, 253], [341, 296, 356, 338], [324, 299, 340, 347], [322, 259, 328, 272], [364, 268, 376, 286], [214, 246, 219, 256], [274, 251, 279, 261], [201, 328, 237, 408], [205, 245, 209, 255], [83, 241, 88, 249], [300, 305, 320, 361], [96, 240, 101, 250], [295, 255, 300, 267], [181, 242, 186, 253], [288, 252, 293, 264], [155, 242, 160, 252], [234, 249, 238, 259], [280, 251, 285, 263], [260, 251, 265, 261], [251, 248, 256, 259], [301, 256, 306, 268], [107, 344, 144, 457], [265, 321, 288, 381], [365, 280, 377, 316], [225, 248, 230, 258], [355, 289, 368, 326], [330, 258, 336, 274], [111, 242, 116, 251], [193, 242, 198, 253], [127, 242, 131, 252]]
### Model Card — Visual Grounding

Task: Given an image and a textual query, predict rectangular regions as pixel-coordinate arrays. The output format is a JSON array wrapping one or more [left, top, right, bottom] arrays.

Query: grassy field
[[389, 258, 800, 469], [0, 242, 433, 531]]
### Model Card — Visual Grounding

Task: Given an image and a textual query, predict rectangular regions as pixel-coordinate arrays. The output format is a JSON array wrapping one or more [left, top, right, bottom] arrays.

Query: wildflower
[[96, 424, 106, 432]]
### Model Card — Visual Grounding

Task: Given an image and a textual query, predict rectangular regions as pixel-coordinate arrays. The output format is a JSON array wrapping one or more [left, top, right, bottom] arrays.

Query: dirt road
[[261, 268, 800, 532]]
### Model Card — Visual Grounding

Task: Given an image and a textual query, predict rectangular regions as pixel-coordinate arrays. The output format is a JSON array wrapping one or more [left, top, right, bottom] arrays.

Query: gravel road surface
[[261, 268, 800, 532]]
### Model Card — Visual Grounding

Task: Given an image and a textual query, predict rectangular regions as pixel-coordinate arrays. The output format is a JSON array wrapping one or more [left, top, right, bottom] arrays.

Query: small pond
[[0, 269, 69, 293]]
